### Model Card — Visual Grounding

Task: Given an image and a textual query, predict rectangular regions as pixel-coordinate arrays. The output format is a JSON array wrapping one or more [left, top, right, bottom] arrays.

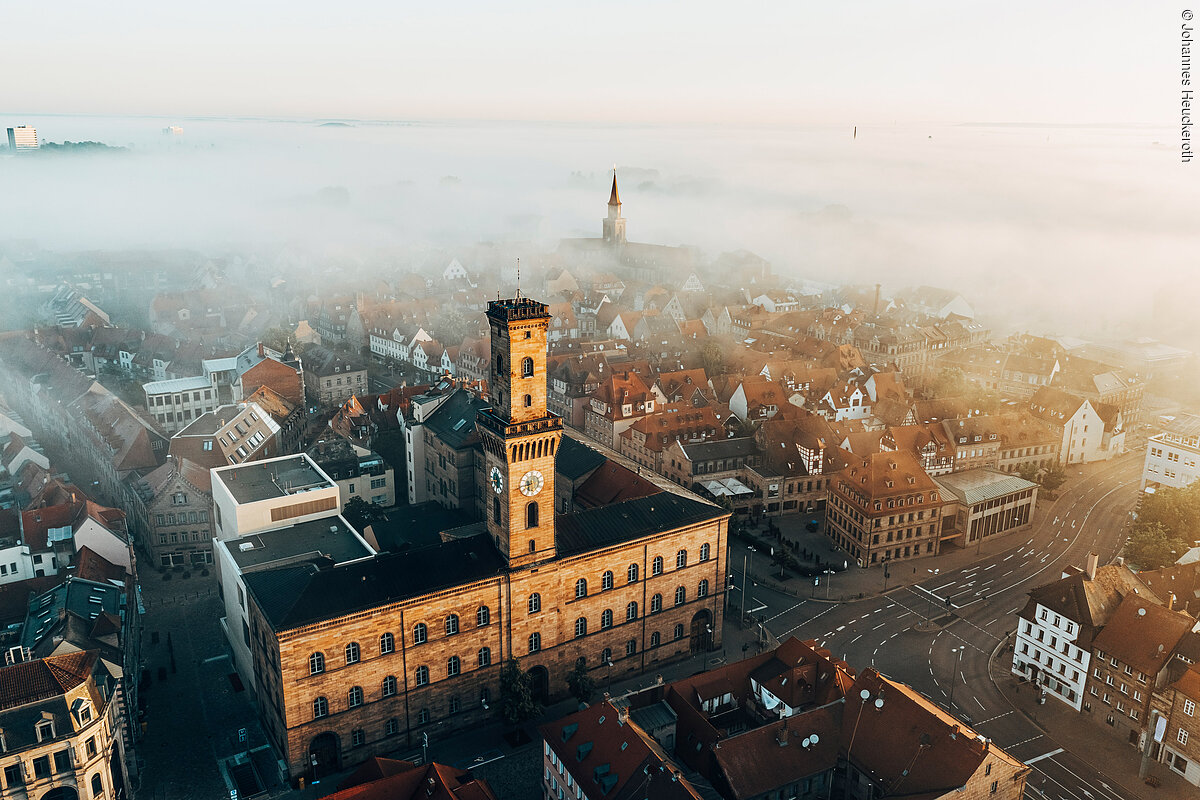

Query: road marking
[[1025, 748, 1063, 765], [766, 599, 809, 623], [975, 710, 1013, 725], [974, 696, 985, 709], [983, 564, 996, 571], [872, 622, 885, 630], [933, 581, 956, 592], [1003, 553, 1014, 561], [849, 634, 861, 645], [836, 625, 845, 632]]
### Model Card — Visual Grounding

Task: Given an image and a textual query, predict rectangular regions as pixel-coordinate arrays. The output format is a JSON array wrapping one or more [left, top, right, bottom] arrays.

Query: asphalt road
[[734, 454, 1145, 800]]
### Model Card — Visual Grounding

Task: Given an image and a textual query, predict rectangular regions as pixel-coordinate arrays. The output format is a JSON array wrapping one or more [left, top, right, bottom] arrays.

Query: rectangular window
[[3, 764, 22, 787], [53, 750, 71, 773], [1180, 728, 1190, 746], [33, 756, 50, 779]]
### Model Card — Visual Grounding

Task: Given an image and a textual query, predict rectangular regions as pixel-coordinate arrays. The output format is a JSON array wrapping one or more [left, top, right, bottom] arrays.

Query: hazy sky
[[1, 1, 1178, 123]]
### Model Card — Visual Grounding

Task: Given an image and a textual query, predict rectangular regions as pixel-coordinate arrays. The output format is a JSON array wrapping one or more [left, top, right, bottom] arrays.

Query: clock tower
[[477, 293, 562, 569]]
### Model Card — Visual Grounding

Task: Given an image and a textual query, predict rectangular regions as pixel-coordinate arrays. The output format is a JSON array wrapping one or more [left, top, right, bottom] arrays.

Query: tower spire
[[608, 168, 620, 206]]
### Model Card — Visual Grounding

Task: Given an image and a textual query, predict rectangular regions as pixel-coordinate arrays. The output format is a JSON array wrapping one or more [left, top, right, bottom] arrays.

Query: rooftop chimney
[[258, 341, 265, 358], [1085, 552, 1099, 581], [1168, 592, 1177, 611]]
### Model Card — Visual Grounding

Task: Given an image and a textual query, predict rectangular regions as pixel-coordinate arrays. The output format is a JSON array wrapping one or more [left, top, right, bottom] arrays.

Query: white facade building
[[1142, 413, 1200, 491], [210, 453, 340, 542], [143, 375, 220, 434]]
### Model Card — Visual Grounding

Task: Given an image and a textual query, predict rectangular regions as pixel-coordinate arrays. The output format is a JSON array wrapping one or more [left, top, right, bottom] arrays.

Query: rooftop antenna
[[515, 258, 521, 299]]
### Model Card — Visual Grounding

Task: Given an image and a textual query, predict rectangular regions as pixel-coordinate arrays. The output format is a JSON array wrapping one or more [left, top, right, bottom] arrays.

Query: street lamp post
[[924, 569, 939, 627], [740, 547, 755, 626], [948, 647, 963, 710], [824, 569, 833, 599], [882, 557, 891, 591]]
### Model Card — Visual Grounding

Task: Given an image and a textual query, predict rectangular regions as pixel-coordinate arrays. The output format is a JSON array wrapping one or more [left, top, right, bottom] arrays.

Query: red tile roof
[[327, 757, 498, 800], [0, 650, 97, 712]]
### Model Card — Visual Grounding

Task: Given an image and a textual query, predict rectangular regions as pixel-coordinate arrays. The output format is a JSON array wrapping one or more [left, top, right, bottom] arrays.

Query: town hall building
[[241, 293, 730, 781]]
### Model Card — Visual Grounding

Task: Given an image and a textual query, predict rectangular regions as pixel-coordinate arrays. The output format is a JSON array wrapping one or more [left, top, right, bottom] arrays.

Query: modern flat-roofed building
[[217, 514, 374, 693], [932, 468, 1038, 552], [211, 453, 340, 542], [1143, 413, 1200, 491]]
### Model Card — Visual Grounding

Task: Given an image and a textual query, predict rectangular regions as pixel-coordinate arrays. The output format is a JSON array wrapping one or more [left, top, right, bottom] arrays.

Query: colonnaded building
[[241, 294, 730, 780]]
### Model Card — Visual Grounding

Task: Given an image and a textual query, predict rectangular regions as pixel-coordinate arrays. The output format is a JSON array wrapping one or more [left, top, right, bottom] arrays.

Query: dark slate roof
[[245, 534, 507, 631], [555, 435, 608, 481], [557, 493, 725, 557], [677, 437, 757, 461], [425, 390, 489, 450]]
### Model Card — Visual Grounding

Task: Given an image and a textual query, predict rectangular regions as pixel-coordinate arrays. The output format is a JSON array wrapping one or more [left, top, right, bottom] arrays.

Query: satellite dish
[[802, 736, 811, 748], [874, 698, 885, 709], [810, 734, 820, 745], [1138, 607, 1147, 616], [860, 689, 871, 700]]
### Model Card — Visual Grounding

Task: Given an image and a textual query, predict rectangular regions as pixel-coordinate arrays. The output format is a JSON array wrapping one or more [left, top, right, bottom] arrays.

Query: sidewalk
[[988, 635, 1196, 800]]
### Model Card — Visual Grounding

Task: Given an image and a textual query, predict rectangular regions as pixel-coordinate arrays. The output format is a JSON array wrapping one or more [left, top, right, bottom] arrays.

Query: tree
[[700, 339, 724, 377], [342, 496, 385, 532], [498, 658, 540, 725], [259, 326, 294, 354], [565, 658, 596, 704], [1017, 462, 1041, 484], [928, 367, 968, 399], [1040, 462, 1067, 493], [1137, 482, 1200, 538], [1124, 522, 1190, 570]]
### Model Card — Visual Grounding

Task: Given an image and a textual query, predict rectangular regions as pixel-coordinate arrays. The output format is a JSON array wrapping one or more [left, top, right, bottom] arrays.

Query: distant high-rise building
[[6, 125, 38, 150]]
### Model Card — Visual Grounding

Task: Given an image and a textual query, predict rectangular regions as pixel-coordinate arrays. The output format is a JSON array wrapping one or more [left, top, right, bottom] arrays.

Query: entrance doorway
[[527, 665, 550, 705], [308, 732, 340, 781], [689, 609, 713, 653]]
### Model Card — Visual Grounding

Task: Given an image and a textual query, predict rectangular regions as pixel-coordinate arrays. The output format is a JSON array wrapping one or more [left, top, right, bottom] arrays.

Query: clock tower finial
[[603, 169, 626, 245], [476, 293, 562, 568]]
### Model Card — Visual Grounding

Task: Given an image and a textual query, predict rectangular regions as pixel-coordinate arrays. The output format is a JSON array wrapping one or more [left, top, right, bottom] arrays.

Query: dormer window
[[72, 698, 92, 724], [36, 718, 55, 743]]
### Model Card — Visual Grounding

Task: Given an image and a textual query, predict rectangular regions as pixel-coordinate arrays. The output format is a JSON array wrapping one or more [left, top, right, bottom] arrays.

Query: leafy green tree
[[928, 367, 968, 399], [1137, 482, 1200, 539], [565, 658, 596, 704], [498, 658, 541, 725], [1017, 462, 1041, 483], [342, 496, 385, 531], [1040, 463, 1067, 493], [1124, 522, 1190, 570], [259, 326, 294, 353]]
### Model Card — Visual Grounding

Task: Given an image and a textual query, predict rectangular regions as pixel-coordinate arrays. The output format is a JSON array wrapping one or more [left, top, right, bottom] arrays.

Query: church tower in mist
[[602, 173, 627, 245]]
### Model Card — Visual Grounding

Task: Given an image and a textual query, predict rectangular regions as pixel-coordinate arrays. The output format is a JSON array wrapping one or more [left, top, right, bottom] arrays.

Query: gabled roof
[[1091, 593, 1195, 675], [1021, 563, 1158, 646], [0, 650, 97, 712]]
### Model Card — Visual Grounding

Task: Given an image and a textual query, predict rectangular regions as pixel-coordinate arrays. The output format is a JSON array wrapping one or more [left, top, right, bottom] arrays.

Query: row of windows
[[307, 555, 717, 676], [572, 546, 711, 599]]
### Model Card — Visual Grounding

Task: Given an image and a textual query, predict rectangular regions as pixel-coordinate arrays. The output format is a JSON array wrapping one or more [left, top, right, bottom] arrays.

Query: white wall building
[[210, 453, 340, 542], [143, 375, 220, 434], [399, 392, 453, 505], [1142, 413, 1200, 491]]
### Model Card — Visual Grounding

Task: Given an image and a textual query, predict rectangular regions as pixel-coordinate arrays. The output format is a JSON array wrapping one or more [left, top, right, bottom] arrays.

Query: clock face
[[519, 470, 544, 497], [490, 466, 504, 494]]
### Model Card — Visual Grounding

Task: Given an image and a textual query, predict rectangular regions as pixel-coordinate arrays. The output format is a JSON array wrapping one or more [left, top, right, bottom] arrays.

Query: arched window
[[309, 652, 325, 675], [676, 549, 688, 569], [91, 774, 103, 798], [699, 543, 711, 562], [575, 578, 587, 598], [480, 686, 492, 705], [382, 675, 398, 697], [522, 357, 534, 377], [601, 647, 613, 665], [529, 632, 541, 653], [380, 632, 395, 655], [651, 594, 663, 613], [698, 579, 709, 598], [478, 647, 491, 667], [529, 593, 541, 613], [674, 623, 685, 640], [496, 354, 504, 374], [575, 617, 587, 638], [417, 708, 430, 725], [524, 394, 532, 407], [625, 639, 637, 657], [447, 656, 461, 677], [650, 631, 661, 647], [449, 696, 461, 714], [348, 686, 364, 708], [493, 496, 501, 524], [477, 606, 490, 627], [529, 539, 536, 553], [445, 614, 460, 636], [345, 642, 360, 664], [415, 665, 429, 686], [313, 696, 329, 718], [601, 570, 614, 590], [674, 585, 686, 606], [626, 601, 638, 621], [628, 563, 639, 582], [526, 502, 539, 528], [413, 623, 427, 644], [652, 556, 664, 576], [601, 609, 613, 629]]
